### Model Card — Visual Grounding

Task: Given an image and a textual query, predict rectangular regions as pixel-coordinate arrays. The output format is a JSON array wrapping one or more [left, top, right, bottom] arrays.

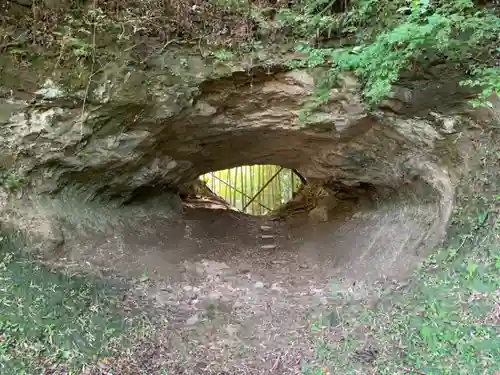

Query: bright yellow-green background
[[201, 165, 301, 215]]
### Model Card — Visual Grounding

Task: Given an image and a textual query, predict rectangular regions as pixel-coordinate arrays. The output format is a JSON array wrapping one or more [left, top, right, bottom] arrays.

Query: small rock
[[379, 99, 405, 114], [154, 291, 172, 306], [271, 260, 287, 265], [195, 100, 217, 116], [232, 301, 243, 309], [308, 206, 329, 222], [207, 291, 223, 301], [261, 244, 278, 250], [254, 281, 265, 288], [271, 283, 285, 292], [183, 290, 198, 302], [225, 324, 239, 337], [185, 314, 200, 325], [339, 73, 362, 89], [238, 264, 252, 274], [195, 265, 205, 275], [34, 78, 65, 99]]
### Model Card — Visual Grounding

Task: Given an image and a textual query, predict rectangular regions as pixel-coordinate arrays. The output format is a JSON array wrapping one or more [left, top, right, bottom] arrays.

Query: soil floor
[[45, 194, 440, 374]]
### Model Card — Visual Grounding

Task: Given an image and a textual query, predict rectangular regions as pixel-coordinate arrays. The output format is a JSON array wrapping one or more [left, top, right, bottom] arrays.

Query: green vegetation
[[201, 165, 302, 215], [0, 170, 25, 193], [2, 0, 498, 107], [0, 1, 499, 374], [280, 0, 500, 108], [302, 131, 500, 375], [303, 238, 499, 375], [0, 233, 142, 375], [1, 145, 498, 372]]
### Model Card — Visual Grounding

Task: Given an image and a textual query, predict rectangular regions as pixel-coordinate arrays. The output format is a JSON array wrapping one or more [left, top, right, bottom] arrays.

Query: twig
[[140, 38, 177, 65], [0, 30, 28, 52], [80, 0, 97, 137], [401, 367, 427, 375], [53, 35, 67, 71], [271, 355, 281, 371]]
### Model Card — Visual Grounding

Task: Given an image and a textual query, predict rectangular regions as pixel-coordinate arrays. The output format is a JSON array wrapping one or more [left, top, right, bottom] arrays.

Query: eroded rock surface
[[0, 51, 486, 274], [1, 69, 467, 196], [1, 43, 498, 375]]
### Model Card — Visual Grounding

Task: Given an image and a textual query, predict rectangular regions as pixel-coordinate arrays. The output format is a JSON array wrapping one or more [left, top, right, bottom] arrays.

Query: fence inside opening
[[200, 165, 304, 216]]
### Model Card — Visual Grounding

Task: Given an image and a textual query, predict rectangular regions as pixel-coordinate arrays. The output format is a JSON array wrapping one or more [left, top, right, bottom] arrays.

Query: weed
[[303, 132, 500, 375], [0, 171, 25, 193], [212, 49, 236, 65], [0, 233, 135, 375], [280, 0, 499, 107], [3, 0, 497, 110]]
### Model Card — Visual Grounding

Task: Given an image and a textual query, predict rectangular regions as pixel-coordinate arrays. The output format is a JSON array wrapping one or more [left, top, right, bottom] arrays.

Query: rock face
[[0, 51, 493, 261], [0, 66, 467, 196]]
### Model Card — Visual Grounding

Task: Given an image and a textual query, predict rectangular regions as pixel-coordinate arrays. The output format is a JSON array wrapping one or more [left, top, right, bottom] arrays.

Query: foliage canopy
[[277, 0, 499, 107], [1, 0, 499, 107]]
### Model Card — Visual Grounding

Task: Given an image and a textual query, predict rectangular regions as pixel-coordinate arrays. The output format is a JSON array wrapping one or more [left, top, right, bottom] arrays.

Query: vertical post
[[230, 168, 234, 207], [278, 168, 282, 204], [257, 165, 261, 215], [240, 166, 245, 212]]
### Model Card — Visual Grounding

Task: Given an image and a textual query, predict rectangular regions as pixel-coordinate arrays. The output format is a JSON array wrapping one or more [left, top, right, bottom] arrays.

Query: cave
[[168, 151, 444, 282], [0, 66, 461, 288], [182, 165, 304, 215], [163, 138, 448, 284], [1, 0, 499, 373], [1, 32, 493, 375]]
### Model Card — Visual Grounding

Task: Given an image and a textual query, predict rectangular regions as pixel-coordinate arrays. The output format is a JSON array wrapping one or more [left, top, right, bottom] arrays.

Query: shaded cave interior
[[26, 67, 453, 284], [98, 66, 447, 230], [104, 142, 443, 283], [176, 166, 387, 222], [119, 147, 438, 228]]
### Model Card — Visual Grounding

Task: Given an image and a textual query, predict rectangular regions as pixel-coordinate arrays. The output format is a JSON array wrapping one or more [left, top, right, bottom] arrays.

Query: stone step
[[261, 244, 278, 250], [260, 225, 273, 231], [259, 234, 275, 239]]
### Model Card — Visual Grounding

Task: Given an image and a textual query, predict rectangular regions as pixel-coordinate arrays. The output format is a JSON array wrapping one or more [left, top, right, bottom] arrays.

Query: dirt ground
[[44, 189, 448, 375]]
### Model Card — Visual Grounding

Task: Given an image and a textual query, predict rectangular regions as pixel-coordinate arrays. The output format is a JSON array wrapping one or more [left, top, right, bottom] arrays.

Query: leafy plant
[[282, 0, 500, 106], [460, 65, 500, 108], [0, 171, 25, 193], [212, 49, 235, 63], [0, 233, 134, 374]]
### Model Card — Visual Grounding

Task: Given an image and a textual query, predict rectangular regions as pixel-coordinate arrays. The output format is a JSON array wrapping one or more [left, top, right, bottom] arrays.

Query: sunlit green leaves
[[460, 67, 500, 108], [284, 0, 500, 106]]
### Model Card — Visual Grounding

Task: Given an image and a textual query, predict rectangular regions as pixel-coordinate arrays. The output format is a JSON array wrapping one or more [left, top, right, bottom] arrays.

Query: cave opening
[[166, 154, 447, 284], [175, 163, 391, 227], [179, 165, 307, 216]]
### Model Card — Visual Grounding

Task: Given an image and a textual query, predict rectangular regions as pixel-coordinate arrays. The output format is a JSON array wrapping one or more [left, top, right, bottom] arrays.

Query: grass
[[0, 121, 499, 375], [302, 136, 500, 375], [2, 203, 497, 375], [304, 223, 499, 375], [2, 160, 500, 375], [0, 2, 498, 375], [0, 234, 139, 375]]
